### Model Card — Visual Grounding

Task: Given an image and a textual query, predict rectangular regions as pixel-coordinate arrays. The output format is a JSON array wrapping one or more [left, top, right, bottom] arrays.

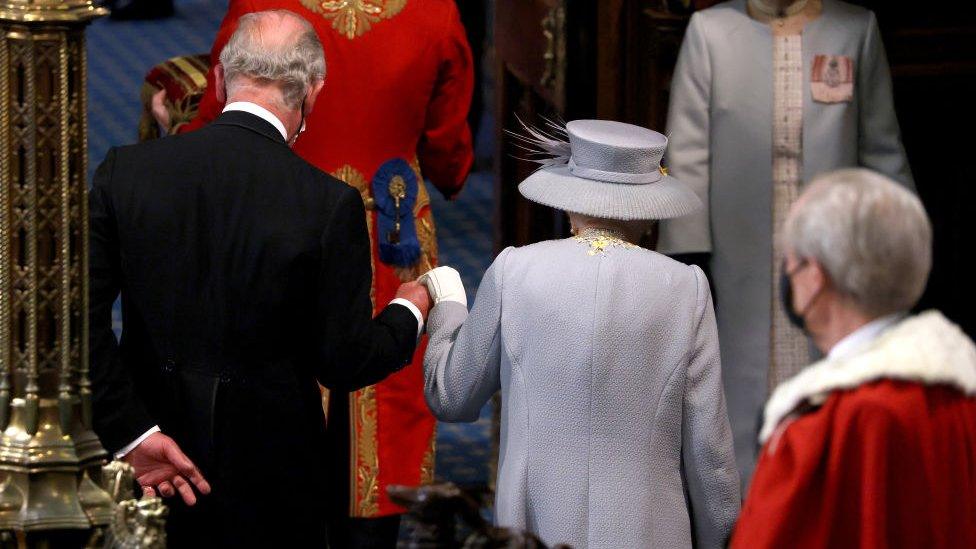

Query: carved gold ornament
[[301, 0, 408, 39]]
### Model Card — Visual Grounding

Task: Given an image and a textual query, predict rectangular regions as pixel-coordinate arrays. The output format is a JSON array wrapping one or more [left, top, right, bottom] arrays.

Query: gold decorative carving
[[102, 498, 168, 549], [300, 0, 407, 39], [540, 1, 566, 109], [1, 1, 116, 542], [350, 385, 380, 517], [101, 461, 136, 503], [0, 1, 107, 23]]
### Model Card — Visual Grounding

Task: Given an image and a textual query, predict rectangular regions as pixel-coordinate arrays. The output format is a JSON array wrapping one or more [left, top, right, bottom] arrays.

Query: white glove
[[418, 266, 467, 308]]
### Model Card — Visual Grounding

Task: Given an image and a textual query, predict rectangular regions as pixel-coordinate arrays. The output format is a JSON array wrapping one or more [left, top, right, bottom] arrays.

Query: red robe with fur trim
[[731, 313, 976, 549], [181, 0, 474, 517]]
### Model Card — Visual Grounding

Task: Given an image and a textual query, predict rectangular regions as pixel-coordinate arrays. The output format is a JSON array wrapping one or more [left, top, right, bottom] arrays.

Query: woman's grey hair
[[784, 168, 932, 316], [219, 10, 325, 110]]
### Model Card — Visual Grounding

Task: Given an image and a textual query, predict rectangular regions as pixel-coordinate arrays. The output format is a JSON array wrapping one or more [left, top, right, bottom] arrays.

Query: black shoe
[[110, 0, 175, 20]]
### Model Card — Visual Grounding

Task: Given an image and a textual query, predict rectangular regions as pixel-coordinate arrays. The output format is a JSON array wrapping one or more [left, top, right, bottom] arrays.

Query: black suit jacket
[[89, 110, 418, 544]]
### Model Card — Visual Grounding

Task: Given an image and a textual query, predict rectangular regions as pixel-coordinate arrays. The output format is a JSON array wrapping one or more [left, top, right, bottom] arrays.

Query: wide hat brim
[[518, 165, 702, 221]]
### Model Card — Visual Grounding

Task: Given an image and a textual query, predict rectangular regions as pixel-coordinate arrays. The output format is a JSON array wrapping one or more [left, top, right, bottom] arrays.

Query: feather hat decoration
[[511, 118, 702, 221], [506, 115, 572, 169]]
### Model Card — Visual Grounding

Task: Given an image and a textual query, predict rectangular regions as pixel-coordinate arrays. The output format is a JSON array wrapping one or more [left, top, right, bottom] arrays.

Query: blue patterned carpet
[[89, 0, 495, 488]]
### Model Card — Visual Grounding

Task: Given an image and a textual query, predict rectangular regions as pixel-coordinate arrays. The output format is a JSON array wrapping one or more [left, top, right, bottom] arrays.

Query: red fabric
[[182, 0, 474, 517], [731, 380, 976, 549], [181, 0, 474, 199]]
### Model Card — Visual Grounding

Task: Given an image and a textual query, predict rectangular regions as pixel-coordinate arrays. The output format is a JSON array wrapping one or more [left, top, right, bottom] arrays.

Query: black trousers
[[327, 515, 402, 549], [326, 391, 402, 549]]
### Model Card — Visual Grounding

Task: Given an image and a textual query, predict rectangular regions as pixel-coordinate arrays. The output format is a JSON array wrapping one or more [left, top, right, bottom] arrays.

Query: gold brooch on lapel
[[301, 0, 408, 39]]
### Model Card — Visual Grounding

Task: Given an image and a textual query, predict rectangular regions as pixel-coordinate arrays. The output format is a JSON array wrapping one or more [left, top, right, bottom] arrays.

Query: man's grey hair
[[219, 10, 325, 110], [784, 168, 931, 316]]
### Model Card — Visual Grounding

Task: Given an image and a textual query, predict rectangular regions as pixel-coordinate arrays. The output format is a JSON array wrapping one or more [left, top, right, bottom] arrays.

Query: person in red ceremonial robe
[[730, 168, 976, 549], [152, 1, 474, 546]]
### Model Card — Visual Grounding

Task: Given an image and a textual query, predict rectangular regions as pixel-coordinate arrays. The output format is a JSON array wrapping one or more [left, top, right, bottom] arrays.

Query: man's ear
[[305, 79, 326, 114], [807, 259, 830, 296], [214, 63, 227, 104]]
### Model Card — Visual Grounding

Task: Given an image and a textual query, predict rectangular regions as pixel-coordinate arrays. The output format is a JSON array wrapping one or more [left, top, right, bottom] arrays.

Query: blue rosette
[[371, 158, 421, 267]]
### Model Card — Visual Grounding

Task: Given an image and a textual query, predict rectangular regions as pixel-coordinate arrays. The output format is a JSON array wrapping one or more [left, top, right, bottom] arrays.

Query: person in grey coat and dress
[[418, 120, 740, 549], [657, 0, 914, 486]]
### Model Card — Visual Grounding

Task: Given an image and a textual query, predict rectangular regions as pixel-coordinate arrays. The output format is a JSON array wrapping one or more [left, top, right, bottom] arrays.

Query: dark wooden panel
[[493, 0, 599, 250], [494, 0, 561, 108]]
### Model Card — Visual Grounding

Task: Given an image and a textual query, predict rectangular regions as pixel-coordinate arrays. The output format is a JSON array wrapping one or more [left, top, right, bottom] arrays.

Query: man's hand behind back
[[395, 281, 432, 321], [124, 432, 211, 506]]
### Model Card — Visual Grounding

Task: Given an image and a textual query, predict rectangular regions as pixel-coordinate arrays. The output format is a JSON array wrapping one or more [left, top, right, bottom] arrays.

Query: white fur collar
[[760, 311, 976, 443]]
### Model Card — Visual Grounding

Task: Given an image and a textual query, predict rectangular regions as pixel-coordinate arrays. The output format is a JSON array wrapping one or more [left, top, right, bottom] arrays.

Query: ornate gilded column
[[0, 0, 114, 545]]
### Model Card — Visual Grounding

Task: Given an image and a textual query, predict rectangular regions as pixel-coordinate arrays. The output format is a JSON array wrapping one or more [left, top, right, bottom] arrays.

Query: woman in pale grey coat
[[657, 0, 914, 486], [420, 120, 740, 549]]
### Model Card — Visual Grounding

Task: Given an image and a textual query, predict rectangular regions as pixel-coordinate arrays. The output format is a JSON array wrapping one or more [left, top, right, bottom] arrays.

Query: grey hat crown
[[514, 118, 701, 221], [567, 120, 668, 185]]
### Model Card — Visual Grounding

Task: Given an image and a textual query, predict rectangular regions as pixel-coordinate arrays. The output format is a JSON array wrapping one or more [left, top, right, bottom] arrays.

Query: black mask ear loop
[[289, 94, 308, 147], [781, 259, 811, 331]]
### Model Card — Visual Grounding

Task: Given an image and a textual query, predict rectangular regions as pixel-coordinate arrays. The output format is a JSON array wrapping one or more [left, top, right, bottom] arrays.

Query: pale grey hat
[[515, 119, 701, 221]]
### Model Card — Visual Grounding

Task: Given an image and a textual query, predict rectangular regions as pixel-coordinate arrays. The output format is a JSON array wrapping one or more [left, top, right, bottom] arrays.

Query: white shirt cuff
[[115, 425, 161, 459], [390, 298, 424, 339]]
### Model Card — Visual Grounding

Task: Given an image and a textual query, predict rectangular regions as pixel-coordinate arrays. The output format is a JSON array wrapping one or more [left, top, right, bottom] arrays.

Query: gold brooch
[[301, 0, 408, 39]]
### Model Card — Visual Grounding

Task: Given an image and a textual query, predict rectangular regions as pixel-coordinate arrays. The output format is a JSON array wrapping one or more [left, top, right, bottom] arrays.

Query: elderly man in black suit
[[89, 9, 430, 546]]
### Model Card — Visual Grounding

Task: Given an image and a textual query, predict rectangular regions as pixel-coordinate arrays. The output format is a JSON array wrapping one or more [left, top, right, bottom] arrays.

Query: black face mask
[[288, 94, 308, 147], [780, 260, 808, 331]]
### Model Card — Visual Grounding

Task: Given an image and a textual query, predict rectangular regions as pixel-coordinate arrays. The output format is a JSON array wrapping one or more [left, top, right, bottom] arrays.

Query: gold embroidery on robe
[[350, 385, 380, 516], [419, 432, 436, 484], [331, 166, 381, 514], [300, 0, 408, 39], [331, 165, 376, 308], [330, 159, 436, 517]]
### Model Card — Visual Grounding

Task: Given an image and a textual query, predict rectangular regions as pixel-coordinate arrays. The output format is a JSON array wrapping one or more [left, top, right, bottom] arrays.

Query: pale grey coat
[[657, 0, 914, 485], [424, 239, 740, 549]]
